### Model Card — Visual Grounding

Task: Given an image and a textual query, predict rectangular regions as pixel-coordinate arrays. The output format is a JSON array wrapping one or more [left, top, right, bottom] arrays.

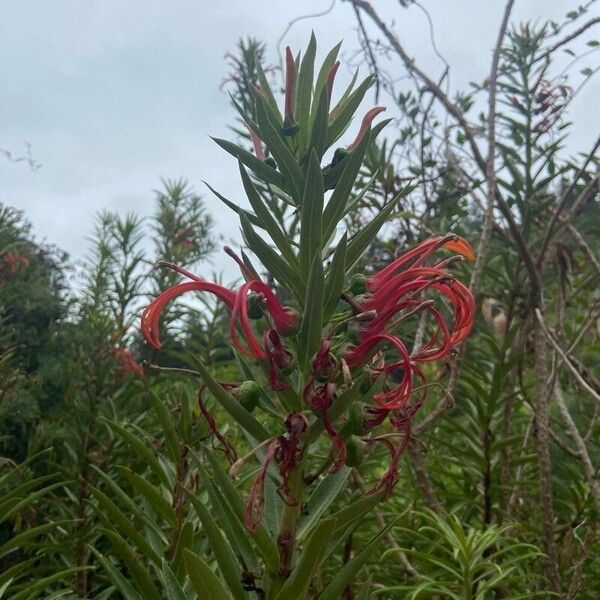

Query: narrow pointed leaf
[[327, 75, 377, 146], [318, 516, 401, 600], [311, 41, 342, 118], [101, 529, 161, 600], [296, 32, 317, 148], [194, 357, 270, 441], [149, 391, 180, 464], [298, 254, 325, 363], [255, 96, 304, 201], [197, 449, 279, 573], [297, 467, 351, 540], [307, 88, 329, 159], [159, 560, 188, 600], [213, 137, 285, 189], [240, 213, 303, 299], [299, 152, 324, 276], [203, 180, 262, 228], [322, 131, 371, 242], [276, 518, 337, 599], [323, 233, 347, 320], [239, 162, 298, 267], [184, 551, 233, 600], [102, 418, 170, 487], [188, 493, 246, 599], [91, 547, 143, 600]]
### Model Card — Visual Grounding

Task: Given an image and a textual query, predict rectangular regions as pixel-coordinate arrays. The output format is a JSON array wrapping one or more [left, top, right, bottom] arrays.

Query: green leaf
[[194, 357, 270, 442], [297, 467, 351, 540], [240, 213, 303, 299], [307, 88, 329, 159], [0, 481, 68, 525], [276, 518, 337, 599], [256, 60, 282, 122], [159, 559, 188, 600], [299, 152, 324, 277], [327, 491, 386, 538], [327, 75, 376, 146], [188, 493, 246, 600], [297, 254, 325, 363], [322, 130, 370, 242], [9, 568, 90, 600], [91, 547, 143, 600], [117, 466, 175, 527], [195, 449, 279, 573], [187, 472, 259, 574], [91, 466, 167, 542], [318, 516, 401, 599], [239, 161, 298, 267], [171, 520, 195, 580], [203, 180, 262, 228], [323, 233, 347, 320], [255, 95, 305, 201], [212, 137, 285, 189], [102, 418, 170, 487], [149, 391, 180, 464], [0, 520, 70, 556], [184, 550, 234, 600], [311, 41, 342, 119], [296, 32, 317, 148], [101, 529, 161, 600], [345, 193, 402, 270], [90, 486, 161, 565]]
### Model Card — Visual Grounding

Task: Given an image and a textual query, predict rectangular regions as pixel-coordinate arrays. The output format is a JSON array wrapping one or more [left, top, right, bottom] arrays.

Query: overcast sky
[[1, 0, 598, 283]]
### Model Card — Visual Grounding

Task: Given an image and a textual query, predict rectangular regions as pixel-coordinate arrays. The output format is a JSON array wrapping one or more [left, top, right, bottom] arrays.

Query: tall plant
[[141, 37, 476, 598]]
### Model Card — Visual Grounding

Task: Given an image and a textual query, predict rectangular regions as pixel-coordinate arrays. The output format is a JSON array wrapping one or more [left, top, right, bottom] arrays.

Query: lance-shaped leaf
[[319, 516, 401, 600], [0, 520, 70, 556], [275, 518, 337, 599], [212, 137, 285, 189], [171, 520, 194, 580], [203, 180, 262, 228], [149, 391, 180, 464], [91, 547, 143, 600], [240, 213, 303, 299], [101, 529, 161, 600], [256, 60, 282, 123], [327, 74, 376, 146], [322, 131, 370, 242], [299, 152, 324, 277], [117, 466, 175, 527], [188, 492, 246, 600], [194, 448, 279, 573], [194, 357, 270, 442], [102, 418, 170, 487], [345, 193, 402, 270], [91, 466, 167, 542], [185, 473, 259, 574], [297, 254, 325, 363], [184, 550, 233, 600], [296, 32, 317, 148], [90, 486, 161, 565], [297, 467, 351, 540], [255, 95, 304, 201], [328, 491, 386, 539], [158, 560, 188, 600], [311, 41, 342, 119], [0, 481, 68, 525], [9, 568, 90, 600], [323, 232, 347, 320], [239, 161, 298, 267], [307, 88, 329, 160]]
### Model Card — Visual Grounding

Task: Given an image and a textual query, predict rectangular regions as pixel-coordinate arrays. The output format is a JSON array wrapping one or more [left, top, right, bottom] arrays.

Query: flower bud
[[349, 273, 368, 295], [247, 293, 264, 320], [310, 339, 337, 381], [238, 380, 261, 412], [345, 435, 364, 467]]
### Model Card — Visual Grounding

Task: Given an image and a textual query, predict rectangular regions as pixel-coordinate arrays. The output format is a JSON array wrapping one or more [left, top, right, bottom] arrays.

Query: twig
[[554, 382, 600, 512], [535, 309, 600, 406]]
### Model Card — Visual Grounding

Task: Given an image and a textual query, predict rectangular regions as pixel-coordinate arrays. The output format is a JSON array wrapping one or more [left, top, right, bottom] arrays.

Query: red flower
[[112, 347, 144, 379], [141, 280, 236, 349], [347, 106, 386, 152]]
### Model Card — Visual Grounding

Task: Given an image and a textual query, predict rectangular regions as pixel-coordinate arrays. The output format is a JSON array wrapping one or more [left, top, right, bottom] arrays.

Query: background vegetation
[[1, 1, 599, 597]]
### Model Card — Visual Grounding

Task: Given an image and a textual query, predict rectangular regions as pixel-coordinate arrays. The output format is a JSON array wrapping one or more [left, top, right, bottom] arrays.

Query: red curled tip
[[347, 106, 386, 152]]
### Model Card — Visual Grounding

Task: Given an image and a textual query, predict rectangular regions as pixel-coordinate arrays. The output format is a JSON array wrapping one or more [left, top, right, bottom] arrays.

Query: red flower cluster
[[346, 235, 475, 405], [140, 260, 296, 369], [112, 347, 144, 379]]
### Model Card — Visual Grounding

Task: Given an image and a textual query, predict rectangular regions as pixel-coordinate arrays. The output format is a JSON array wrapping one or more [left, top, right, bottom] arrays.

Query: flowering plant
[[142, 37, 475, 598]]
